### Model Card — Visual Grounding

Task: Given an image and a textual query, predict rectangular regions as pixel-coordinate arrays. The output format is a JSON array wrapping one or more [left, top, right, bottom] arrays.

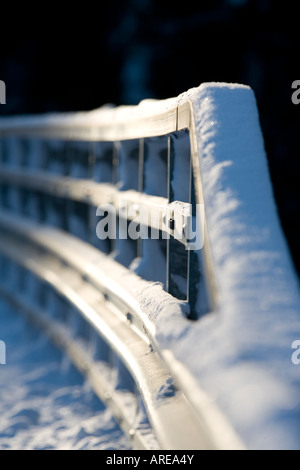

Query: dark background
[[1, 0, 299, 276]]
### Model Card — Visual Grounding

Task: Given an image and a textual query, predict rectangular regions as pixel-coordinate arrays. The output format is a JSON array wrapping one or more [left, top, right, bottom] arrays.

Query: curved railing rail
[[0, 91, 244, 449]]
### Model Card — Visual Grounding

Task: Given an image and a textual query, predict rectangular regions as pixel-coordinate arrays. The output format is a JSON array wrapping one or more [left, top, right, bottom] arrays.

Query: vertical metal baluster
[[111, 142, 120, 254], [88, 139, 95, 245], [138, 138, 144, 193], [187, 151, 193, 315], [65, 132, 75, 233], [88, 139, 95, 180], [187, 153, 198, 320], [166, 135, 172, 293], [137, 138, 144, 259], [112, 141, 120, 185], [89, 140, 101, 249]]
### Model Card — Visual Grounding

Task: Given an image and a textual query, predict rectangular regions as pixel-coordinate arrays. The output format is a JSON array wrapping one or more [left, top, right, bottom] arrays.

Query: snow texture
[[154, 83, 300, 450], [0, 300, 131, 450]]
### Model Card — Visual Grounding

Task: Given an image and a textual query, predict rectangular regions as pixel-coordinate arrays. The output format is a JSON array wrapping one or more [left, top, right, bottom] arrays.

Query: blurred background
[[0, 0, 299, 276]]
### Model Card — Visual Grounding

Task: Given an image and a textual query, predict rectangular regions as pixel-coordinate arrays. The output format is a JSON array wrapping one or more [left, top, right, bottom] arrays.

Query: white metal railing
[[0, 89, 247, 450], [0, 99, 217, 318]]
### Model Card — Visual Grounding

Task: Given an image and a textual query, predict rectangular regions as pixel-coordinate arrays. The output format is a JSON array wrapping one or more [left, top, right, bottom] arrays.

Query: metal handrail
[[0, 100, 217, 314], [0, 92, 244, 449]]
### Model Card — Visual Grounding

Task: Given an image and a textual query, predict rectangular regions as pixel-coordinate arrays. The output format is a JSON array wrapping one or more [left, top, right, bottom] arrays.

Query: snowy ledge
[[161, 83, 300, 450]]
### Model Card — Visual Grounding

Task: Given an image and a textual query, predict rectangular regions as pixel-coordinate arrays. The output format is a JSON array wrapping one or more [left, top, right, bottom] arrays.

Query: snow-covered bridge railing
[[0, 100, 216, 321], [0, 83, 300, 450]]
